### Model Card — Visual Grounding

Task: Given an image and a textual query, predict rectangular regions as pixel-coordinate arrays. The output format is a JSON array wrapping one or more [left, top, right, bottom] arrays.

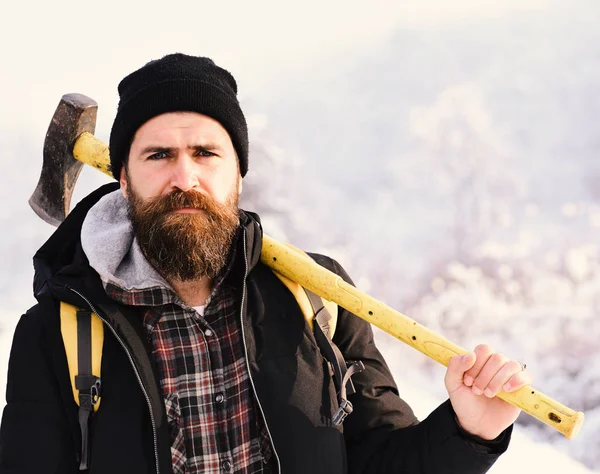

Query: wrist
[[454, 415, 501, 442]]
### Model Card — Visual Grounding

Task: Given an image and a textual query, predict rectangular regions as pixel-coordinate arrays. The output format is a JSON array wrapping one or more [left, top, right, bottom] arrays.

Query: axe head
[[29, 93, 98, 226]]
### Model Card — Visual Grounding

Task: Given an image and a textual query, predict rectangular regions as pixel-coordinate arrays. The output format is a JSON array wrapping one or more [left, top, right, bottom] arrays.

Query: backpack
[[60, 268, 364, 470]]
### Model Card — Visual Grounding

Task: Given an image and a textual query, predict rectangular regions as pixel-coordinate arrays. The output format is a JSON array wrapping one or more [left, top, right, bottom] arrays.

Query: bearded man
[[0, 54, 531, 474]]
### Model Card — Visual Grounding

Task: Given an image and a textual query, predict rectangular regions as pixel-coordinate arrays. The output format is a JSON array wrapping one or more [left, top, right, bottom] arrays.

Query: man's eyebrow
[[189, 143, 222, 151], [138, 143, 223, 156], [139, 146, 174, 156]]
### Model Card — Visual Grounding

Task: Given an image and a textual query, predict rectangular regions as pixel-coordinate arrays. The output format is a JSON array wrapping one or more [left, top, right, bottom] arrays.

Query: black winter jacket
[[0, 183, 510, 474]]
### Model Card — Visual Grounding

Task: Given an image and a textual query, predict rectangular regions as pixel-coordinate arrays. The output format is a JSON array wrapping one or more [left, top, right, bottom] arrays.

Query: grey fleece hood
[[80, 189, 171, 292]]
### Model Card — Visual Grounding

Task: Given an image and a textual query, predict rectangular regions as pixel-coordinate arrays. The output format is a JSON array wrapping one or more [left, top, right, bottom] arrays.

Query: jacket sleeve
[[0, 306, 78, 474], [325, 257, 511, 474]]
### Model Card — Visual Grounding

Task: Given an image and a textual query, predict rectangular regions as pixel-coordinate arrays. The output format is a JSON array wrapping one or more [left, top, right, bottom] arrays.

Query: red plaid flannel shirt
[[106, 265, 273, 473]]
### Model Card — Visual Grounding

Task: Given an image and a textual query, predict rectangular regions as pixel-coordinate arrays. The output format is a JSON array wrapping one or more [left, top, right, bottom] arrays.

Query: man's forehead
[[132, 111, 232, 145]]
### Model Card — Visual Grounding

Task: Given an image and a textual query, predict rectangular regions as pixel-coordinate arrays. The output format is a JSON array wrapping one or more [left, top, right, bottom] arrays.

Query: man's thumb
[[445, 353, 476, 392]]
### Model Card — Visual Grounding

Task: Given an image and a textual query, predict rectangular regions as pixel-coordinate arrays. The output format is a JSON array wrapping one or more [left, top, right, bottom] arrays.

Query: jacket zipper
[[239, 232, 282, 473], [68, 286, 161, 474]]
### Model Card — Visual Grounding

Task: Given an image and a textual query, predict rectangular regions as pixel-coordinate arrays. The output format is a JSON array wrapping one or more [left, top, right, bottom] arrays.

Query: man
[[0, 53, 531, 474]]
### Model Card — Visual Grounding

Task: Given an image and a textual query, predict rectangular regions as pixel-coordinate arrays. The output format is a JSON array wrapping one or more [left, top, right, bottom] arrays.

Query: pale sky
[[1, 0, 550, 139]]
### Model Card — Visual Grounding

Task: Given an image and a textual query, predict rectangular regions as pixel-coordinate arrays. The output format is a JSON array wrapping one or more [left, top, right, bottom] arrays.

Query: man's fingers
[[502, 368, 532, 393], [477, 359, 530, 397], [470, 352, 510, 395], [447, 345, 533, 398], [463, 344, 494, 388]]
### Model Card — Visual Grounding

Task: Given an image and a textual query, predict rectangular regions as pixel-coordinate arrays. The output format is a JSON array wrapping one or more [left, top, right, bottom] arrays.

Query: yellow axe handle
[[73, 132, 113, 178], [261, 234, 584, 439], [72, 131, 584, 439]]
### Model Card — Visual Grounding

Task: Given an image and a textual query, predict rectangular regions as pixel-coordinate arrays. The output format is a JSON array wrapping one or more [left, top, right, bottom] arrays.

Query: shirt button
[[215, 393, 225, 404], [204, 329, 213, 337], [221, 460, 232, 472]]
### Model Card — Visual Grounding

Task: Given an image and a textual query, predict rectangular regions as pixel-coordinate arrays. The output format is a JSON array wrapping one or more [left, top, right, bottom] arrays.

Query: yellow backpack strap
[[60, 302, 103, 470]]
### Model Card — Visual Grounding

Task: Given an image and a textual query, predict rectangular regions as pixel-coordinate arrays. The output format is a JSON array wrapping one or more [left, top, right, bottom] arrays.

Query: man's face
[[121, 112, 243, 282]]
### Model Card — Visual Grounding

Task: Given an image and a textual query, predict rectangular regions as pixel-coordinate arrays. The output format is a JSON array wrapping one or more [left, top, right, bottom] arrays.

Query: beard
[[127, 180, 240, 282]]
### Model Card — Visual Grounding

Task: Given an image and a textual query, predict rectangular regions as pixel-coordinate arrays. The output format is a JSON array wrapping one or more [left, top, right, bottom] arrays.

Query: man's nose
[[169, 155, 200, 192]]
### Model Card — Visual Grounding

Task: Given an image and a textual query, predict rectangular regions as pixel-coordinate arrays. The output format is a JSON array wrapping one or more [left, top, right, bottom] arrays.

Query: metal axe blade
[[29, 94, 98, 226]]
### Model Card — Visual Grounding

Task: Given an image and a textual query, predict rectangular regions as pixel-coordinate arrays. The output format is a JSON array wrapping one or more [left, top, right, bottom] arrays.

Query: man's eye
[[148, 151, 169, 160], [197, 149, 216, 157]]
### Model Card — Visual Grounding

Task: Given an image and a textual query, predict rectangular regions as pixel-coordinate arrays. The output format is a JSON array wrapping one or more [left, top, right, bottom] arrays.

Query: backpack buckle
[[90, 379, 102, 406], [332, 399, 354, 426], [76, 375, 101, 410]]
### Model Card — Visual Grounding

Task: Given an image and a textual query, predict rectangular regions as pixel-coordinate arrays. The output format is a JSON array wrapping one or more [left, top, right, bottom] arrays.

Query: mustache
[[142, 189, 216, 213]]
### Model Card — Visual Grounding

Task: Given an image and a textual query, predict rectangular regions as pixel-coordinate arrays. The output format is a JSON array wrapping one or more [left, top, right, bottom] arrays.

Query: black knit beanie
[[109, 53, 248, 180]]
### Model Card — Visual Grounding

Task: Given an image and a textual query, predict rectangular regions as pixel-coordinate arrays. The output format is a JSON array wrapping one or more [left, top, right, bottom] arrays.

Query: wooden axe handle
[[72, 131, 584, 439], [260, 235, 584, 440]]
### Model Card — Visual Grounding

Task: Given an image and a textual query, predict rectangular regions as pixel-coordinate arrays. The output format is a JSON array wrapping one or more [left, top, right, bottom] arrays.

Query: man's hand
[[445, 344, 532, 440]]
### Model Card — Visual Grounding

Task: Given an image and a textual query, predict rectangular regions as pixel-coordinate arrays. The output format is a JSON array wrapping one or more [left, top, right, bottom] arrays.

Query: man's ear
[[120, 165, 129, 200], [238, 175, 243, 196]]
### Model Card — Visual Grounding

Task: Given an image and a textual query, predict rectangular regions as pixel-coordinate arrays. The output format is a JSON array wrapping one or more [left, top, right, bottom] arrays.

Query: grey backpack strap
[[303, 289, 364, 425]]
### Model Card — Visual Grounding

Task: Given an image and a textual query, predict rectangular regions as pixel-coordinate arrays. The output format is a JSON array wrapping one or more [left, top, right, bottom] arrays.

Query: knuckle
[[489, 353, 507, 365], [508, 360, 522, 372], [517, 370, 532, 383], [474, 344, 493, 356], [507, 373, 526, 389], [512, 372, 526, 384]]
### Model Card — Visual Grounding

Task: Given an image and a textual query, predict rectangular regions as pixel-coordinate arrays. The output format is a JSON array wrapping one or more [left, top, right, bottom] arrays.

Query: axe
[[30, 93, 585, 440]]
